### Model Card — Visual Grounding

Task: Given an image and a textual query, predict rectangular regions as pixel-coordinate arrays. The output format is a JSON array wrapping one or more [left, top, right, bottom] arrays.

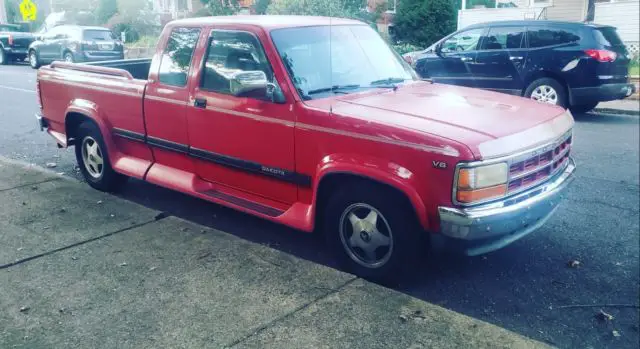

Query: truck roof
[[170, 15, 365, 30]]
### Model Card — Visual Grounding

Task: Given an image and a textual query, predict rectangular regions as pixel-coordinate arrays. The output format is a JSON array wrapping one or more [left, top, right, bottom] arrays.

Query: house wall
[[594, 0, 640, 44], [545, 0, 587, 22], [457, 7, 543, 29]]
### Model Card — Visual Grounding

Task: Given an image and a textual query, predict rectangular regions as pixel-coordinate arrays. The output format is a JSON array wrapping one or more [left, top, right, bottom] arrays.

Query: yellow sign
[[19, 0, 37, 22]]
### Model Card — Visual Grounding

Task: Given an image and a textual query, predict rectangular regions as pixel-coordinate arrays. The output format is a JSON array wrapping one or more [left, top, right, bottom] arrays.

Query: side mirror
[[435, 43, 444, 57], [230, 70, 268, 97]]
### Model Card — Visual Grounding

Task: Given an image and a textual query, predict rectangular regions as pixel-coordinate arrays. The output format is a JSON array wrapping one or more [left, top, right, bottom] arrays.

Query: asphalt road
[[1, 63, 638, 348]]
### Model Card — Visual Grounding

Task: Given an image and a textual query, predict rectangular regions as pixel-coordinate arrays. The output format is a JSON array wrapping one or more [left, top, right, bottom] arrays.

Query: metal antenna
[[329, 1, 333, 113]]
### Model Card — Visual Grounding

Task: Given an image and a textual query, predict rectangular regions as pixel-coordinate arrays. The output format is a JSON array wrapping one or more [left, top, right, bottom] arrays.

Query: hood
[[313, 81, 572, 159]]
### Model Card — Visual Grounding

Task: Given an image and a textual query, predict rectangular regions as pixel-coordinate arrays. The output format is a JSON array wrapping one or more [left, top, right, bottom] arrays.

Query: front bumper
[[571, 83, 636, 104], [36, 112, 48, 131], [438, 158, 576, 256]]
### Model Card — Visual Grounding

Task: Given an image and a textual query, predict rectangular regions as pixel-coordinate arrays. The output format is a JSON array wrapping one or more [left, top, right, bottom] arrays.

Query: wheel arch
[[522, 70, 570, 97], [312, 159, 428, 233]]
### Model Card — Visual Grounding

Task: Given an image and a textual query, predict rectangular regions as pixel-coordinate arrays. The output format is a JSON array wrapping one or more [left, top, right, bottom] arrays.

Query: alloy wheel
[[81, 136, 104, 179], [29, 52, 37, 68], [530, 85, 559, 105], [339, 203, 394, 269]]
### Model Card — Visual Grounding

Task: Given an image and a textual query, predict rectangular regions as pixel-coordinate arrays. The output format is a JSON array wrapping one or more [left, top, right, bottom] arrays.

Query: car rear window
[[83, 30, 115, 41], [527, 27, 581, 48], [593, 27, 624, 47]]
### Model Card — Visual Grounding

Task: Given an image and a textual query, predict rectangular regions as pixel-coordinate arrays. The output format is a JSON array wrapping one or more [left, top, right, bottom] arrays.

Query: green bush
[[393, 0, 457, 48]]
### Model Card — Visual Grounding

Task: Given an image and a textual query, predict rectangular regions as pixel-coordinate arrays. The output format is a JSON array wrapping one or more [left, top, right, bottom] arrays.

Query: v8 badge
[[432, 161, 447, 169]]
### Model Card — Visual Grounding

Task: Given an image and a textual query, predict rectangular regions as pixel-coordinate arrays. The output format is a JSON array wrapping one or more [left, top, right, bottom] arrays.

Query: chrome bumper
[[36, 113, 47, 131], [438, 158, 576, 256]]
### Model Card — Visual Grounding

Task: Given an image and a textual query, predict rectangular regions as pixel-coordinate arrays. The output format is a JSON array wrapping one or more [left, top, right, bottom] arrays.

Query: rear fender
[[313, 154, 428, 230], [64, 99, 118, 162]]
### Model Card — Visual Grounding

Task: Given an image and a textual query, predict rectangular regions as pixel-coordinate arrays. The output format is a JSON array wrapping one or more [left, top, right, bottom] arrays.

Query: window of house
[[481, 27, 525, 50], [201, 30, 278, 99], [158, 27, 201, 87], [527, 27, 581, 48], [441, 28, 484, 53]]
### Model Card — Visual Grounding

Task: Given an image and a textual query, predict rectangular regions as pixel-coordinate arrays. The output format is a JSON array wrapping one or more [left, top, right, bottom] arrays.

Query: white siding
[[457, 8, 544, 30], [595, 1, 640, 44], [545, 0, 587, 22]]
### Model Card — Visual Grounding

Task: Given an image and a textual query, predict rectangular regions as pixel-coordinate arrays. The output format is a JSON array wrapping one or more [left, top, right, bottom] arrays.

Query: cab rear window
[[83, 30, 116, 41]]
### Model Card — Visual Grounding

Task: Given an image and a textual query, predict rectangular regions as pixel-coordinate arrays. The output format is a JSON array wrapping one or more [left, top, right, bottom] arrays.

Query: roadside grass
[[630, 64, 639, 77]]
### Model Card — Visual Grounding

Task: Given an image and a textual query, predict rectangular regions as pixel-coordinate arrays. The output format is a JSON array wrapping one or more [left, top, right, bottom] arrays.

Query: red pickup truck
[[36, 16, 576, 281]]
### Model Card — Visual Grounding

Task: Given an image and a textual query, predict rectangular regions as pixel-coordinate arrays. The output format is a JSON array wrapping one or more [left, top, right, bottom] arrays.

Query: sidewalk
[[0, 157, 550, 349], [596, 99, 639, 115]]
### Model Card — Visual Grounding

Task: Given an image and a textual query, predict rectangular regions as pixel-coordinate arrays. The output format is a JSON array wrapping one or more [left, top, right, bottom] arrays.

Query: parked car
[[0, 23, 35, 65], [28, 25, 124, 69], [408, 20, 636, 113], [36, 16, 576, 281]]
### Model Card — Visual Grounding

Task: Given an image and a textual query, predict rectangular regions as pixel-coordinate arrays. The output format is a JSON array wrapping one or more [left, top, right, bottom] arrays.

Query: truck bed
[[85, 58, 152, 80]]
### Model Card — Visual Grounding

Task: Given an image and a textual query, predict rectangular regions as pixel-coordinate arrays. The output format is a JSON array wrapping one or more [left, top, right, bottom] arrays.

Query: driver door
[[423, 28, 484, 88], [187, 28, 298, 204]]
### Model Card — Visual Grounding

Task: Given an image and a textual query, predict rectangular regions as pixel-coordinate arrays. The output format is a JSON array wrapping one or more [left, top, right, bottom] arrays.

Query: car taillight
[[8, 35, 13, 46], [403, 55, 413, 65], [585, 49, 617, 62]]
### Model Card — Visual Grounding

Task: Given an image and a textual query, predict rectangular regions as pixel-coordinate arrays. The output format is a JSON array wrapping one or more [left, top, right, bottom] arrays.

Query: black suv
[[28, 25, 124, 69], [409, 20, 636, 113]]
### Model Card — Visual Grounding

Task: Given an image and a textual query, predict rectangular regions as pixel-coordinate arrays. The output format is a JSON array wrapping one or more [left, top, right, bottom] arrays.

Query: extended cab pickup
[[36, 16, 576, 281]]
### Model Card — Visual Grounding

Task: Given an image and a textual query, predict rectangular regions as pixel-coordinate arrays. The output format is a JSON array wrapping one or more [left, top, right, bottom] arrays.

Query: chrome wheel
[[339, 203, 393, 269], [530, 85, 559, 105], [81, 137, 104, 179], [64, 53, 74, 63], [0, 49, 5, 65]]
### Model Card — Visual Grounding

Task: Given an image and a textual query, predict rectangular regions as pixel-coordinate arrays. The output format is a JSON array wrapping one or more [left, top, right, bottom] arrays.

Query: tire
[[323, 181, 422, 284], [524, 78, 568, 108], [29, 50, 41, 69], [0, 48, 7, 65], [63, 52, 74, 63], [74, 121, 127, 192], [570, 102, 599, 114]]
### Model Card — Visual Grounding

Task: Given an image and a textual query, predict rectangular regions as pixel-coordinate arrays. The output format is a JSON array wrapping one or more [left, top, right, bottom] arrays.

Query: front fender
[[313, 153, 429, 230]]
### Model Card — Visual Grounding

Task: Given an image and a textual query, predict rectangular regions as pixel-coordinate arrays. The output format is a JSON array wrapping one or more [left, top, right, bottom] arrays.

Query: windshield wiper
[[307, 84, 361, 95], [370, 77, 408, 86]]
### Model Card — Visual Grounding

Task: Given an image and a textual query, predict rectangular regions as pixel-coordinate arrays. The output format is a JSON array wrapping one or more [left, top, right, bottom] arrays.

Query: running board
[[201, 189, 284, 217]]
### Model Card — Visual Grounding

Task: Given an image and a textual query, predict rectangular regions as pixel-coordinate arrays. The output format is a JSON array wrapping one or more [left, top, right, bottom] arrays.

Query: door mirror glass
[[230, 70, 270, 97]]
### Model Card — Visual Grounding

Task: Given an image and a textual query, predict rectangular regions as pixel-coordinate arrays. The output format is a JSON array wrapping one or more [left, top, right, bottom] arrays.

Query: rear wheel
[[0, 48, 7, 65], [29, 50, 41, 69], [570, 102, 599, 114], [74, 122, 127, 192], [524, 78, 568, 108], [63, 52, 74, 63], [323, 181, 422, 283]]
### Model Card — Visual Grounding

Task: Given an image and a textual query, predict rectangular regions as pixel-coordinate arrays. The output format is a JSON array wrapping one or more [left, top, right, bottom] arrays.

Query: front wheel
[[524, 78, 568, 108], [323, 182, 422, 283], [74, 122, 127, 192], [570, 102, 599, 114]]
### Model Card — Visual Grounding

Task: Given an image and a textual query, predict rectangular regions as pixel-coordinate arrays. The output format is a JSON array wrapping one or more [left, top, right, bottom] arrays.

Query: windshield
[[83, 29, 116, 41], [270, 25, 416, 100]]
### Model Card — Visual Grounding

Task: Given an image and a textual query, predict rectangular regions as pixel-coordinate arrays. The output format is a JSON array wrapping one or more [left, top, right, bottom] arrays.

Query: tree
[[392, 0, 457, 47], [198, 0, 240, 16], [96, 0, 118, 24], [266, 0, 375, 25], [253, 0, 271, 15]]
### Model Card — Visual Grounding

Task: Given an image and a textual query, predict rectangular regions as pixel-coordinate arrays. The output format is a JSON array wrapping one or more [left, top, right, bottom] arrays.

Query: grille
[[506, 132, 572, 194]]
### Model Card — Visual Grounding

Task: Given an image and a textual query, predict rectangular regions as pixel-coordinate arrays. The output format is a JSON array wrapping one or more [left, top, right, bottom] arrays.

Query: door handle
[[460, 57, 473, 62], [509, 56, 524, 61], [194, 98, 207, 109]]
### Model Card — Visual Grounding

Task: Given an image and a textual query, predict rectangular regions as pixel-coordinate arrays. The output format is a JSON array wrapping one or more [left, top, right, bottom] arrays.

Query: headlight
[[455, 163, 508, 204]]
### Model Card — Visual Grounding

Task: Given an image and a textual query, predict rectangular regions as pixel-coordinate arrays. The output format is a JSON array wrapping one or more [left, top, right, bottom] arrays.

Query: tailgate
[[593, 26, 631, 82]]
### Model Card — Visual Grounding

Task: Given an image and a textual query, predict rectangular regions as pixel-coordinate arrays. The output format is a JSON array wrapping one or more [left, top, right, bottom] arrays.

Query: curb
[[593, 107, 639, 116]]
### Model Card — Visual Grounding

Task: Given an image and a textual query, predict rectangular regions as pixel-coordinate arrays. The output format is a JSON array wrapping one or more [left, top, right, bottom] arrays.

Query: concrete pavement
[[0, 157, 550, 349]]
